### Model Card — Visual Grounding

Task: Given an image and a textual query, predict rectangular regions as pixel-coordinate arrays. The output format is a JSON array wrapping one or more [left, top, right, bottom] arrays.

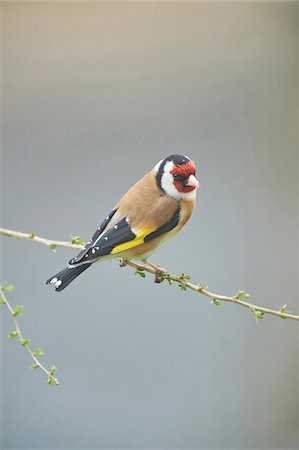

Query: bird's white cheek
[[161, 173, 181, 199]]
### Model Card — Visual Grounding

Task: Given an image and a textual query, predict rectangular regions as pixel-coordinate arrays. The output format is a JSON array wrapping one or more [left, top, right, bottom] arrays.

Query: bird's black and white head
[[155, 154, 199, 200]]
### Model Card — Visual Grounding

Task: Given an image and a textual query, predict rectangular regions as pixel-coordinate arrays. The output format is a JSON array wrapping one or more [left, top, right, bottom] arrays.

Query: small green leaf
[[279, 304, 289, 318], [160, 272, 173, 285], [211, 298, 222, 308], [0, 298, 5, 304], [33, 347, 44, 357], [135, 269, 146, 278], [178, 283, 187, 291], [69, 235, 86, 246], [180, 273, 191, 281], [49, 365, 56, 376], [21, 339, 31, 346], [7, 331, 18, 339], [2, 284, 15, 293], [31, 364, 40, 370], [253, 309, 264, 323], [47, 377, 57, 385], [49, 244, 57, 252], [14, 305, 24, 316], [236, 290, 250, 299]]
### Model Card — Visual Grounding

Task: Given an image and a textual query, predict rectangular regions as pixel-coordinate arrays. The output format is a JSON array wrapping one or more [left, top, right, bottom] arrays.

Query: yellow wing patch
[[110, 225, 156, 255]]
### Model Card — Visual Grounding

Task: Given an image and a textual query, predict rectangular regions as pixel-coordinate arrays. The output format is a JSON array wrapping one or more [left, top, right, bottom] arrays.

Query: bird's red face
[[156, 154, 199, 200], [171, 161, 199, 193]]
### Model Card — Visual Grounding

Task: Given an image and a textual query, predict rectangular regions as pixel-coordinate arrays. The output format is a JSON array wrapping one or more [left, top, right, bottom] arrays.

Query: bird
[[46, 154, 199, 292]]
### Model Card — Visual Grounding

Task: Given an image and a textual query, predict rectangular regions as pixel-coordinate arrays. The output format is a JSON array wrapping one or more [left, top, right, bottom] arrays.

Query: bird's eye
[[173, 173, 181, 180]]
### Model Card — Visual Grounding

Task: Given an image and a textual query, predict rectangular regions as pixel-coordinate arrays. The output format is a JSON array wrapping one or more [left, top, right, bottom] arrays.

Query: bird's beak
[[187, 174, 200, 189]]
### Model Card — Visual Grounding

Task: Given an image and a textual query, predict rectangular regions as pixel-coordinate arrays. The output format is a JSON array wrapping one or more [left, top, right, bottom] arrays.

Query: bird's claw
[[119, 258, 128, 267], [146, 261, 166, 283]]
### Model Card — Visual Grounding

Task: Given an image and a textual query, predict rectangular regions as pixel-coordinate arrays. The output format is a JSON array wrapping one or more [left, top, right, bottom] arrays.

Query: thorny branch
[[0, 285, 59, 385], [0, 226, 298, 322]]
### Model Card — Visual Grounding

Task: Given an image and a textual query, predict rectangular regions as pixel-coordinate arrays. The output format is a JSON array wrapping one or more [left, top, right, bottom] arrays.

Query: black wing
[[69, 209, 117, 265], [69, 206, 180, 266]]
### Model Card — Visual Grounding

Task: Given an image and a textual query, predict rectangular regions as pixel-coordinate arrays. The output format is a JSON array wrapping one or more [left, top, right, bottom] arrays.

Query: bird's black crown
[[164, 154, 190, 166]]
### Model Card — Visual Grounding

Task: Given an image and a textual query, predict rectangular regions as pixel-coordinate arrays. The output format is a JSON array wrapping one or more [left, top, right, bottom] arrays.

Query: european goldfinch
[[47, 154, 199, 292]]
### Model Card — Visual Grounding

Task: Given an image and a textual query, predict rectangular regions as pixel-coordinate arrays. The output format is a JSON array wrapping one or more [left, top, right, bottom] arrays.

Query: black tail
[[46, 263, 92, 292]]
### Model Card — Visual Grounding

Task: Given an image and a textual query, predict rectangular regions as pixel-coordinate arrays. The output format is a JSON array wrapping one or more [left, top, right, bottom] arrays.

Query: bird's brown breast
[[111, 170, 179, 232]]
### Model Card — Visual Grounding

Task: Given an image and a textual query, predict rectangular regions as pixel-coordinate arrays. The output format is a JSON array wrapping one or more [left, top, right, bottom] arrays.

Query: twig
[[125, 261, 299, 322], [0, 226, 298, 322], [0, 227, 82, 250], [0, 286, 59, 385]]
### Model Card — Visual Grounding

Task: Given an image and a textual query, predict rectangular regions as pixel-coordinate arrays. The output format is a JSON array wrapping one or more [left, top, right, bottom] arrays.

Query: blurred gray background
[[1, 2, 298, 449]]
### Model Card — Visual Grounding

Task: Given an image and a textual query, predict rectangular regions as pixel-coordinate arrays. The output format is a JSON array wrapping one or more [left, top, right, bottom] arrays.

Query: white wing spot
[[95, 247, 99, 250], [85, 254, 89, 257], [92, 248, 95, 254], [114, 225, 118, 229], [50, 277, 57, 284], [106, 216, 109, 220], [54, 280, 62, 288], [104, 237, 108, 241]]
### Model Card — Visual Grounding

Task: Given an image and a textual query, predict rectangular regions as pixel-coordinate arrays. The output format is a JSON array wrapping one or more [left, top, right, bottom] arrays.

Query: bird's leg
[[143, 260, 167, 283], [119, 258, 128, 267]]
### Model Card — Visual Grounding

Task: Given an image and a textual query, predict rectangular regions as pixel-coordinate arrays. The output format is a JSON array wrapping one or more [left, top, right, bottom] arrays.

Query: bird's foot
[[146, 261, 166, 283], [119, 258, 128, 267]]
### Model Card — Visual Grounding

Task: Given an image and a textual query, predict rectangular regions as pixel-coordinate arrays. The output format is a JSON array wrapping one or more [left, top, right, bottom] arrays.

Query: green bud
[[49, 244, 57, 252], [253, 309, 264, 323], [236, 290, 250, 299], [135, 269, 146, 278], [31, 364, 40, 370], [33, 347, 44, 357], [211, 298, 222, 307], [160, 272, 173, 286], [14, 305, 24, 316], [21, 339, 31, 346], [7, 331, 18, 339], [180, 273, 191, 281], [2, 284, 15, 293], [69, 235, 85, 246], [49, 365, 56, 375], [279, 304, 289, 318]]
